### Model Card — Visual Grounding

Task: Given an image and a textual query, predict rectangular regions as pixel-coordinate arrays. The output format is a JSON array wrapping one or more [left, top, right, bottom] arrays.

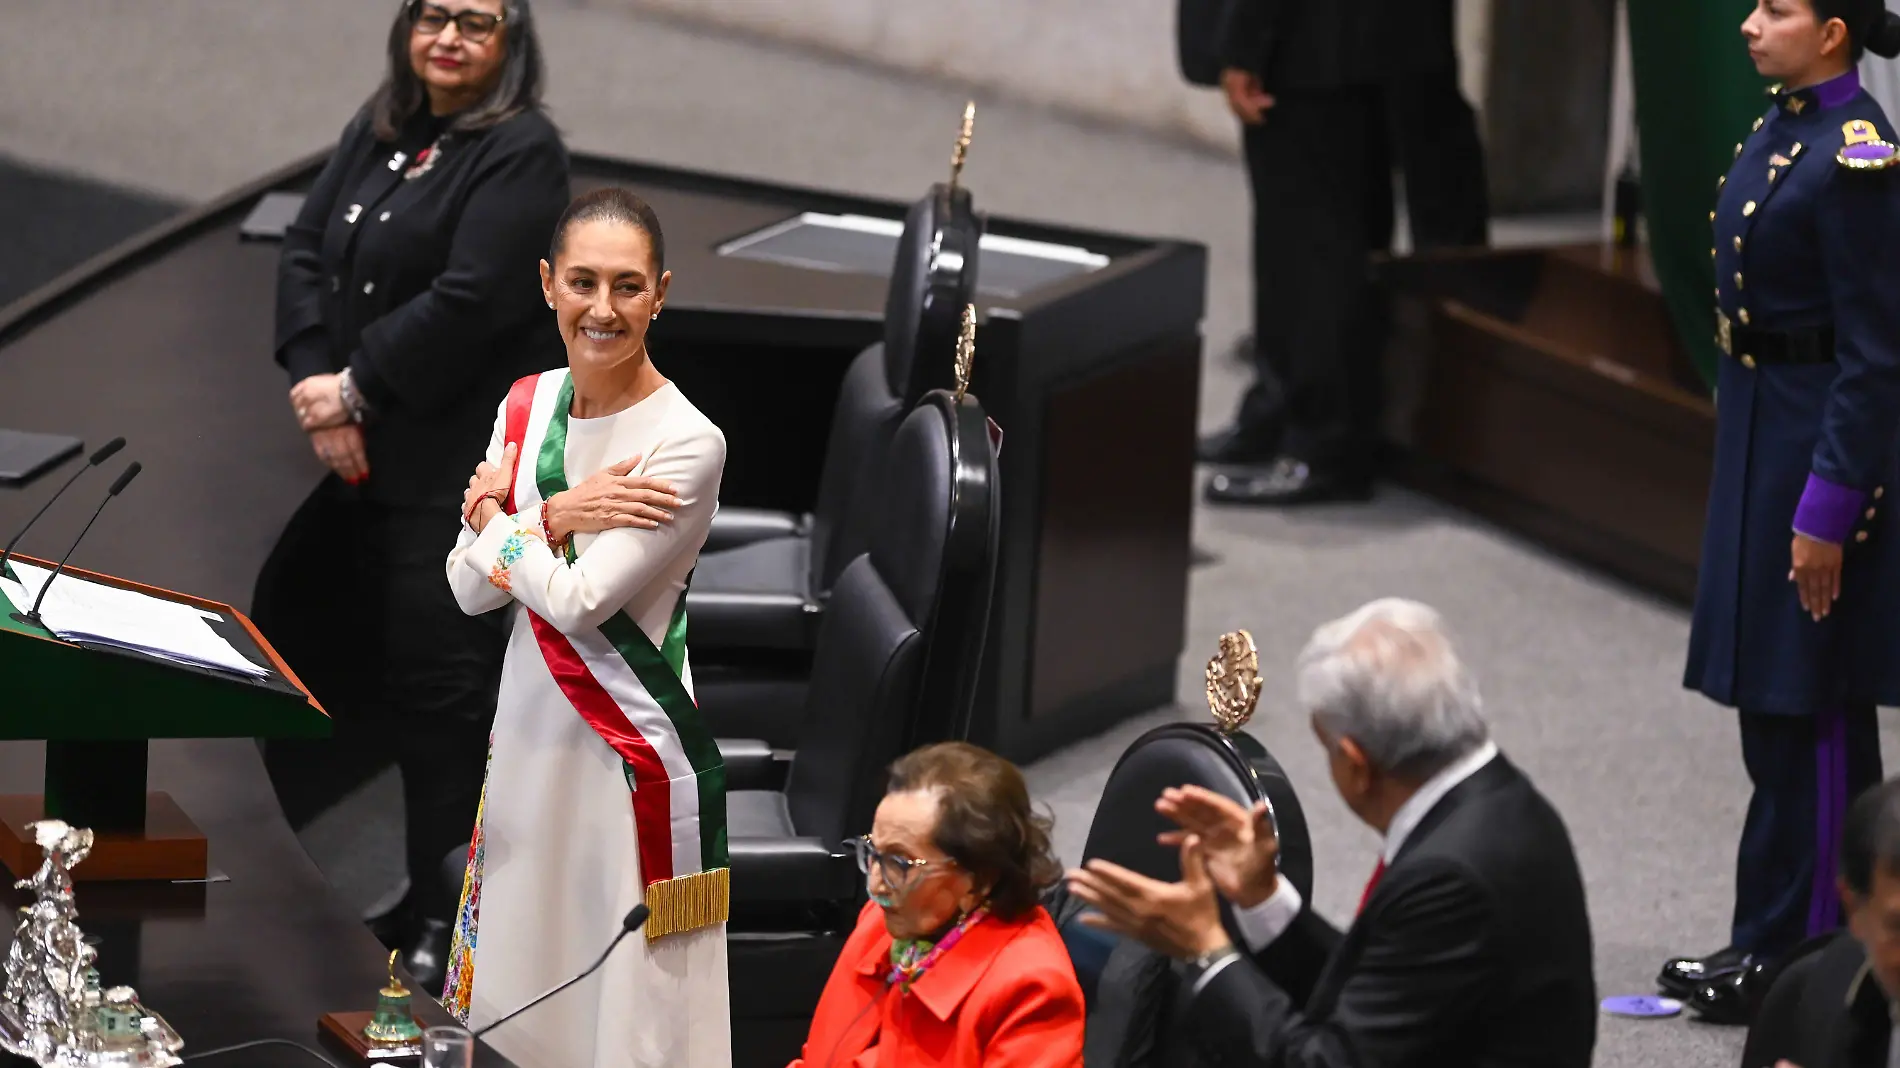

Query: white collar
[[1382, 740, 1499, 863]]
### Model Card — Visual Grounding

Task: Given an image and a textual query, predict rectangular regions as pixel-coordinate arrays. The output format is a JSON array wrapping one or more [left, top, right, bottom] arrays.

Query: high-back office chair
[[686, 180, 983, 662], [1045, 722, 1313, 1065], [717, 389, 998, 1067]]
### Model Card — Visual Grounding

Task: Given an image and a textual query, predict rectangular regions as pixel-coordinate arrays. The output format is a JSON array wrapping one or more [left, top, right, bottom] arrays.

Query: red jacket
[[788, 900, 1085, 1068]]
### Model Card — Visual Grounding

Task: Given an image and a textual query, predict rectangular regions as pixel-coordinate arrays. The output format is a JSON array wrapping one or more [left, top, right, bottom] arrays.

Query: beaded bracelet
[[541, 510, 569, 556]]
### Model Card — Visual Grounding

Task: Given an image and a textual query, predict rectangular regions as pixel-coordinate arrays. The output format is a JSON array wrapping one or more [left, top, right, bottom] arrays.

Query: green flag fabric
[[1628, 2, 1770, 390]]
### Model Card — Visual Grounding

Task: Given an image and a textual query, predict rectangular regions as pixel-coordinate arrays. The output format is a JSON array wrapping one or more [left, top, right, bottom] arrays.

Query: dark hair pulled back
[[547, 187, 667, 274], [1814, 0, 1900, 60]]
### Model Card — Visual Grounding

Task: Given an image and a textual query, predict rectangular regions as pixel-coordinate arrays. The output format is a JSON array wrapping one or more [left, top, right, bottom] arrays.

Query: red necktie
[[1357, 858, 1387, 915]]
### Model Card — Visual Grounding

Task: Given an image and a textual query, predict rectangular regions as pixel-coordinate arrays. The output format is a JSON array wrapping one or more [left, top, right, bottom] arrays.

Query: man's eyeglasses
[[409, 2, 504, 44], [846, 835, 955, 890]]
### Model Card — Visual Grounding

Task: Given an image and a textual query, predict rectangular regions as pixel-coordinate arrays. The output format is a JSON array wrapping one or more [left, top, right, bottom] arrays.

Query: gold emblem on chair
[[953, 304, 976, 403], [949, 101, 975, 192], [1205, 630, 1263, 735]]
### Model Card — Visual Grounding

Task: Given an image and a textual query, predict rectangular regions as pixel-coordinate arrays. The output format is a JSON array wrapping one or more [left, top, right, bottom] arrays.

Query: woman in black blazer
[[253, 0, 569, 993]]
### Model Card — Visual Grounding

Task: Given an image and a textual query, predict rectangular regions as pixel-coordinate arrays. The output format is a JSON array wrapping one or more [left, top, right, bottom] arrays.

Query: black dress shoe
[[1198, 426, 1282, 465], [1657, 945, 1751, 999], [1688, 958, 1775, 1026], [401, 918, 454, 999], [1204, 458, 1373, 507]]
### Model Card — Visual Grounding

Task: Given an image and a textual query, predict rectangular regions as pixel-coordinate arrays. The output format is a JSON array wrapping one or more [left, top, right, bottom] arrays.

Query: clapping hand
[[1156, 785, 1281, 908], [1065, 836, 1231, 960]]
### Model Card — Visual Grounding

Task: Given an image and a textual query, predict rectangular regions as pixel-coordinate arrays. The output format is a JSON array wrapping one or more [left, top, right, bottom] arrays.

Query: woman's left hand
[[290, 375, 349, 431], [464, 443, 519, 529], [1790, 533, 1844, 621]]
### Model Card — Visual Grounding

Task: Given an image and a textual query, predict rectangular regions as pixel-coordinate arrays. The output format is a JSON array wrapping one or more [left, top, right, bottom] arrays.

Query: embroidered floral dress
[[443, 371, 730, 1068]]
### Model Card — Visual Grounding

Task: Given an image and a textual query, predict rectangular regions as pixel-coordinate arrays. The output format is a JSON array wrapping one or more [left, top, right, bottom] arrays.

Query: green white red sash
[[500, 370, 729, 939]]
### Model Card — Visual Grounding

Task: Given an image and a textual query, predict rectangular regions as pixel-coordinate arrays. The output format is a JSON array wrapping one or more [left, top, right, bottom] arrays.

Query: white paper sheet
[[1, 562, 268, 679]]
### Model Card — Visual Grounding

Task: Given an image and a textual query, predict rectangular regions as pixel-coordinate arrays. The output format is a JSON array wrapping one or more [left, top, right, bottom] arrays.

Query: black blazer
[[1211, 0, 1457, 91], [1744, 932, 1890, 1068], [1188, 755, 1597, 1068], [274, 105, 570, 507]]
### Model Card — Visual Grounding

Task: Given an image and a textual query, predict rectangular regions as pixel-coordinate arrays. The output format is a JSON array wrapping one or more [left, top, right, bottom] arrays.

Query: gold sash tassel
[[643, 866, 730, 941]]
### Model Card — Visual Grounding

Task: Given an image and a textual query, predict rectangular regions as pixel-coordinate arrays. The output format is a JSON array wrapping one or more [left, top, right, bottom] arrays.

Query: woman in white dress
[[441, 186, 730, 1068]]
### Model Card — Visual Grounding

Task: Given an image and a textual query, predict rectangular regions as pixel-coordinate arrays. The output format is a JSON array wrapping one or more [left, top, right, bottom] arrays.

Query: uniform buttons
[[1711, 247, 1717, 260], [1735, 142, 1744, 158], [1878, 486, 1887, 500], [1753, 117, 1764, 131], [1718, 175, 1727, 189], [1710, 210, 1718, 222], [1857, 531, 1871, 543], [1768, 168, 1778, 182], [379, 211, 392, 222], [362, 282, 375, 295], [1741, 354, 1758, 369], [1735, 272, 1745, 288], [1734, 236, 1743, 251], [1791, 142, 1803, 156], [1739, 308, 1751, 325], [1867, 508, 1878, 520], [1743, 201, 1758, 216]]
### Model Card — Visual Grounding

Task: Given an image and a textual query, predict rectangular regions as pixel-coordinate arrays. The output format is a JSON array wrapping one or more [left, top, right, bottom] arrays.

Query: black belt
[[1715, 311, 1836, 365]]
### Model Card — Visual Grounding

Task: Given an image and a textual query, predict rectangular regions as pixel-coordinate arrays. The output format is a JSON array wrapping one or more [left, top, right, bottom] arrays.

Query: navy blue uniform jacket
[[1686, 70, 1900, 715]]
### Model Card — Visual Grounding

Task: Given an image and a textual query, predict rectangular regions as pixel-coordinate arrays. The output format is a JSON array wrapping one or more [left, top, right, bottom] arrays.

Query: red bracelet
[[465, 489, 505, 529], [542, 510, 569, 554]]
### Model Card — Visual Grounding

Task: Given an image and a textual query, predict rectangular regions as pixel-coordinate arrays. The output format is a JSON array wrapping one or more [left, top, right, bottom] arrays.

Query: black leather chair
[[725, 389, 998, 1066], [687, 180, 982, 660], [1045, 723, 1313, 1065]]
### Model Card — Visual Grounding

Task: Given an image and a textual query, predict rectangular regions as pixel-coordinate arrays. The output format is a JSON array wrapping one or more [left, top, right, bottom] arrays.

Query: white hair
[[1296, 598, 1489, 780]]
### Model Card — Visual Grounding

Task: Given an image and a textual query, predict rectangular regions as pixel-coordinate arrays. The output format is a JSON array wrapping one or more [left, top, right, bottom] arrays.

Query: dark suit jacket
[[1744, 932, 1891, 1068], [1187, 755, 1597, 1068], [274, 104, 570, 508], [1210, 0, 1457, 90]]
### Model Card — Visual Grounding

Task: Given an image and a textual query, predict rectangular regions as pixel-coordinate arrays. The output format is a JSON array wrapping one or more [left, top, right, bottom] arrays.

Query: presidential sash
[[499, 370, 729, 940]]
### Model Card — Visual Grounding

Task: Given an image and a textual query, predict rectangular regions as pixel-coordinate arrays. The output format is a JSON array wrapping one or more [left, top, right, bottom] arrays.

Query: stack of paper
[[1, 562, 268, 679]]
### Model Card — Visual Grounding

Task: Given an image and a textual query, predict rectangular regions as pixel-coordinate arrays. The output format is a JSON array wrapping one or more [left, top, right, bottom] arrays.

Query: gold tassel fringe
[[644, 866, 730, 941]]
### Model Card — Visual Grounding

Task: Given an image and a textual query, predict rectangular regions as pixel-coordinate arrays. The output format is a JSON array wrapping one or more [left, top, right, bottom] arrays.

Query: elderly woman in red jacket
[[791, 742, 1085, 1068]]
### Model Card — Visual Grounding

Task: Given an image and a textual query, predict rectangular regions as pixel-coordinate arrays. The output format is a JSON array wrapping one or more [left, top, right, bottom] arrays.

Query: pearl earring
[[651, 313, 659, 321]]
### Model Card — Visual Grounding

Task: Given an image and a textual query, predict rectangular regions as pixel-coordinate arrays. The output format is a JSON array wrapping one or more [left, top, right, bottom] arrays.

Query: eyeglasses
[[846, 835, 955, 891], [409, 2, 504, 44]]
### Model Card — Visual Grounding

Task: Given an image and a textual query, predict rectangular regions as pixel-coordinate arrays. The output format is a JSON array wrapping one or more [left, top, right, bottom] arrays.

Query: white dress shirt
[[1194, 740, 1502, 993]]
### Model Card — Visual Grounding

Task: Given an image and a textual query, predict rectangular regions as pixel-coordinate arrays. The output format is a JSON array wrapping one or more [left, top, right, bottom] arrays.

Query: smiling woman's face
[[540, 218, 671, 375], [408, 0, 509, 112]]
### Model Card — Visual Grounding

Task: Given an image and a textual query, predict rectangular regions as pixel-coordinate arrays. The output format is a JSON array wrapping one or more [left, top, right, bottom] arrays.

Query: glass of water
[[421, 1026, 475, 1068]]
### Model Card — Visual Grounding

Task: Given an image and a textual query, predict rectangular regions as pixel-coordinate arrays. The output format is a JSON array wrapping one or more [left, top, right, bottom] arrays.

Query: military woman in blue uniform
[[1663, 0, 1900, 1025]]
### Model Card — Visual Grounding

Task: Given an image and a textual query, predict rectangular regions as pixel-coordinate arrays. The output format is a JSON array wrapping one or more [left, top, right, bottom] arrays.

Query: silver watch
[[338, 368, 371, 423]]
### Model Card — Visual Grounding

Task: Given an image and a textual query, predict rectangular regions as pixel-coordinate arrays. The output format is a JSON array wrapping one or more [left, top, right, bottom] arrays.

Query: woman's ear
[[539, 259, 555, 309], [1821, 16, 1852, 59], [653, 269, 672, 318]]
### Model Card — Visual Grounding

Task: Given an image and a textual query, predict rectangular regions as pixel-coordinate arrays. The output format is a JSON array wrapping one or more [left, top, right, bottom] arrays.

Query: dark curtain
[[1627, 0, 1767, 389]]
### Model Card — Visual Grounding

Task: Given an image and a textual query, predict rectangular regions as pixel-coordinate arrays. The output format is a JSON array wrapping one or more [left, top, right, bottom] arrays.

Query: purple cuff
[[1792, 473, 1867, 545]]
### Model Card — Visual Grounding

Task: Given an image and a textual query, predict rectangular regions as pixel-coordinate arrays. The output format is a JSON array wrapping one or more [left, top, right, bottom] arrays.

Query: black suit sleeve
[[1214, 0, 1281, 75], [1738, 944, 1825, 1068], [1188, 862, 1496, 1067], [274, 111, 371, 385], [348, 125, 570, 416], [1247, 908, 1343, 1010]]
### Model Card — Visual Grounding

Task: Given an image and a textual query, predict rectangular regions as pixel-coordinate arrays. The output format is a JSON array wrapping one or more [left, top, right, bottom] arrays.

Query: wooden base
[[318, 1012, 423, 1065], [0, 793, 206, 881]]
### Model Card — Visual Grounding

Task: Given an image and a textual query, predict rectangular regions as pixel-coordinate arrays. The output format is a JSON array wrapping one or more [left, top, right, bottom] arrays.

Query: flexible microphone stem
[[0, 436, 123, 579], [470, 904, 649, 1040], [25, 462, 140, 626]]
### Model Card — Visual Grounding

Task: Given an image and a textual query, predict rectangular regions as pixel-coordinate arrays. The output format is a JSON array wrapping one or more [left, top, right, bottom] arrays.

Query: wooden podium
[[0, 553, 328, 880]]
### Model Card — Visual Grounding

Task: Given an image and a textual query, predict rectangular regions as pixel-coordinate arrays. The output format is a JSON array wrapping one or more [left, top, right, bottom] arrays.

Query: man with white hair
[[1067, 598, 1597, 1066]]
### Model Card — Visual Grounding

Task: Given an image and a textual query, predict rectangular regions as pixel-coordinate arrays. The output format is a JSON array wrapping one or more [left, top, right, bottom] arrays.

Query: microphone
[[0, 437, 125, 579], [470, 904, 648, 1040], [19, 462, 141, 629]]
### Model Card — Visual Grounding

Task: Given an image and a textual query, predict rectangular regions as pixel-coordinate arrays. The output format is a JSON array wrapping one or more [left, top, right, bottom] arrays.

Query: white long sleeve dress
[[441, 369, 731, 1068]]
